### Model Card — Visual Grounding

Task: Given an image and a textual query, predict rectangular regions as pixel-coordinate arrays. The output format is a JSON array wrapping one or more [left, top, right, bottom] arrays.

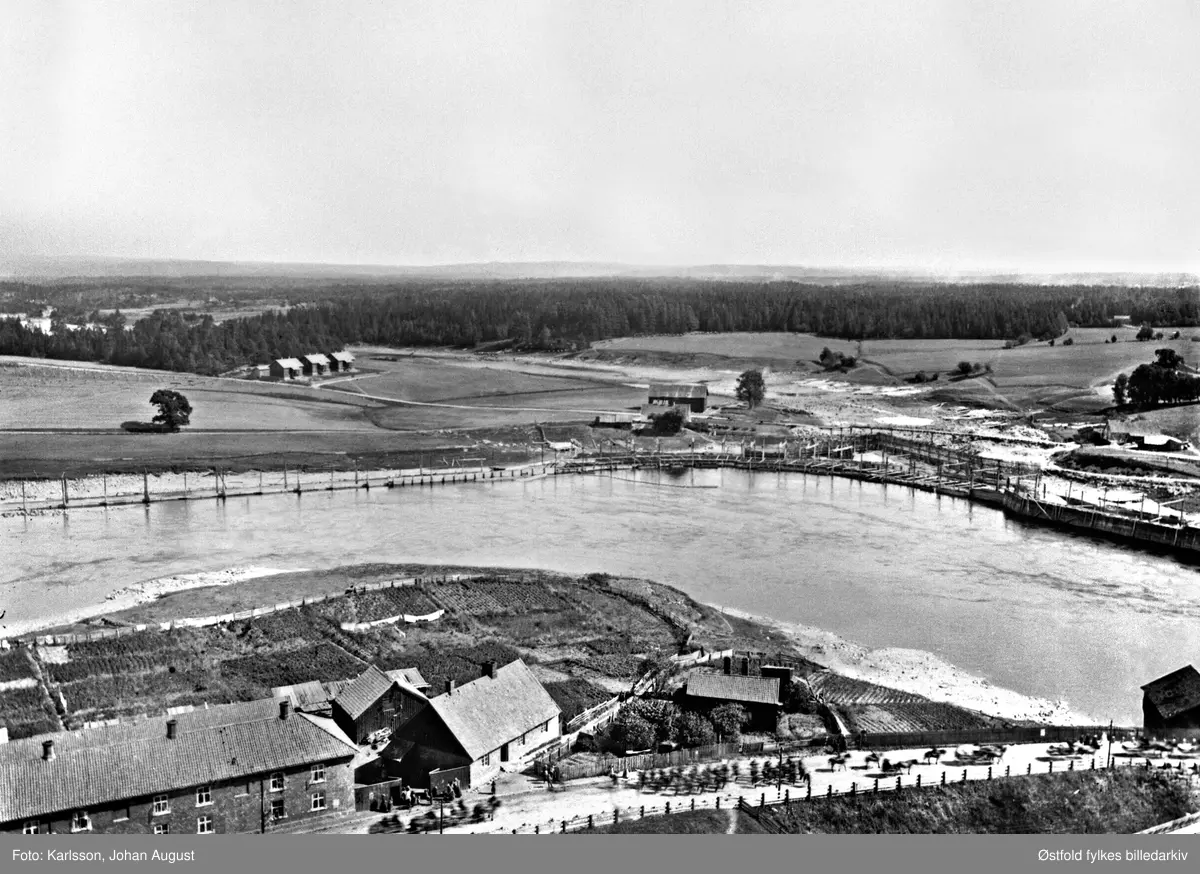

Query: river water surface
[[5, 468, 1199, 724]]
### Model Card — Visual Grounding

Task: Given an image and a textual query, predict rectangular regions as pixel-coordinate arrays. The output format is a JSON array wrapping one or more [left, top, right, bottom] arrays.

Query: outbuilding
[[684, 670, 781, 732], [269, 358, 303, 380], [1142, 665, 1200, 733], [302, 353, 331, 377], [647, 384, 708, 413], [331, 665, 429, 745], [328, 351, 356, 373]]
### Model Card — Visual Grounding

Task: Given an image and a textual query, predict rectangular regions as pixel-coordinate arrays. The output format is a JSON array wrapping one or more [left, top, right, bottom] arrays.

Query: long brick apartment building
[[0, 697, 358, 835]]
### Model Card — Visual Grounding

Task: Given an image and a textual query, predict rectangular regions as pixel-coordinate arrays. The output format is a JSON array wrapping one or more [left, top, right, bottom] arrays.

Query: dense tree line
[[1115, 349, 1200, 407], [0, 279, 1197, 375]]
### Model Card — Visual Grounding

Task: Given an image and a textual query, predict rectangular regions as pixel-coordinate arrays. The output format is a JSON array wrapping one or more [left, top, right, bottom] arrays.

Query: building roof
[[333, 665, 397, 720], [274, 357, 303, 369], [303, 353, 331, 366], [0, 699, 358, 823], [385, 668, 429, 690], [1142, 665, 1200, 720], [648, 384, 708, 399], [428, 660, 561, 760], [271, 680, 347, 711], [685, 673, 781, 706], [330, 351, 355, 362]]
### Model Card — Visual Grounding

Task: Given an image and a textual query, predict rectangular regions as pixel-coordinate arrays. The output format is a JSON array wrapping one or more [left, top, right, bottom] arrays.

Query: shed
[[328, 351, 356, 373], [684, 671, 781, 731], [269, 358, 303, 380], [1142, 665, 1200, 733], [302, 354, 331, 377], [647, 384, 709, 413]]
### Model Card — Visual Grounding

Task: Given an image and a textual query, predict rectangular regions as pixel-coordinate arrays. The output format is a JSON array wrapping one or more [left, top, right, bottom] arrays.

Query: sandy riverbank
[[712, 605, 1098, 726], [4, 567, 298, 639]]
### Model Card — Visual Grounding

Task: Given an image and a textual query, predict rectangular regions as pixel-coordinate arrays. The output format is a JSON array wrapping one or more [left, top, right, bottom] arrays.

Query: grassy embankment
[[588, 770, 1197, 834]]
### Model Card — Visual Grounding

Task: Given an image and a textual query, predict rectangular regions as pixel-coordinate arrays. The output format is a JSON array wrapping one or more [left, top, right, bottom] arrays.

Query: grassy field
[[586, 808, 759, 834], [744, 768, 1196, 833]]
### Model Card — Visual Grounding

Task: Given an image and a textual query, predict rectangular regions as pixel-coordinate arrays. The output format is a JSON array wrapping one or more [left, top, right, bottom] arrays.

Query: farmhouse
[[685, 670, 781, 731], [328, 351, 355, 373], [331, 665, 430, 745], [0, 698, 358, 835], [647, 383, 708, 413], [269, 358, 303, 380], [302, 353, 331, 377], [1142, 665, 1200, 733], [381, 659, 561, 789]]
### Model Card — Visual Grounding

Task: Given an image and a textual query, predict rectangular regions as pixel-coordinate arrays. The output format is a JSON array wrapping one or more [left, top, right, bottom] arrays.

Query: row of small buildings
[[265, 352, 356, 381], [0, 659, 561, 835]]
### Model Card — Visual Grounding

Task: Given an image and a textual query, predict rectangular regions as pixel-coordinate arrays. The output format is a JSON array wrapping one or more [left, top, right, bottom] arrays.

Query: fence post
[[1049, 761, 1054, 773], [561, 821, 566, 833], [850, 783, 856, 797], [1068, 759, 1074, 771], [760, 793, 765, 808], [587, 815, 593, 830], [896, 776, 901, 791], [987, 766, 992, 780], [940, 772, 946, 786], [962, 769, 967, 784], [916, 775, 921, 788], [1005, 766, 1010, 778], [666, 802, 671, 816], [874, 778, 879, 794], [1027, 763, 1032, 775]]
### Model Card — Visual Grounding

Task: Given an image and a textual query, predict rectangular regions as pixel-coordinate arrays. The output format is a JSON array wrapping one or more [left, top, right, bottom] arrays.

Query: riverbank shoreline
[[3, 567, 299, 639], [710, 605, 1099, 726]]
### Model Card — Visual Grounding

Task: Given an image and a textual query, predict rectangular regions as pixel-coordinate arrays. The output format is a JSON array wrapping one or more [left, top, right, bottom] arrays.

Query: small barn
[[684, 672, 781, 731], [328, 351, 356, 373], [382, 660, 561, 789], [302, 353, 331, 377], [648, 384, 708, 413], [384, 668, 430, 696], [271, 680, 352, 718], [269, 358, 303, 380], [1142, 665, 1200, 733], [331, 665, 430, 745], [252, 364, 270, 380]]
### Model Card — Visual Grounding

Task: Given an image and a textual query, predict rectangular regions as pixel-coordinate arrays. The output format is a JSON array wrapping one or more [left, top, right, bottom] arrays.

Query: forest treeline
[[0, 279, 1197, 375]]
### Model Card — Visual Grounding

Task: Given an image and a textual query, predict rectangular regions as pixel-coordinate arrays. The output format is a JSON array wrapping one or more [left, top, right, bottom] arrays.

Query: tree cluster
[[819, 347, 857, 371], [1, 279, 1196, 376], [1114, 349, 1200, 407], [600, 698, 750, 754]]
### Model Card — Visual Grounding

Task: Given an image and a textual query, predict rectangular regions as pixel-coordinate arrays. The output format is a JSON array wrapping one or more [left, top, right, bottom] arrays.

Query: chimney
[[481, 661, 496, 680], [279, 699, 291, 720], [722, 656, 732, 676], [166, 719, 178, 740], [42, 740, 55, 761], [740, 657, 750, 677], [445, 679, 455, 696]]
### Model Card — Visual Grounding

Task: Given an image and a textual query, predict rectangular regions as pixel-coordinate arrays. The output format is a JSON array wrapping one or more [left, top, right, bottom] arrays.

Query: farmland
[[11, 567, 798, 735], [835, 703, 996, 735]]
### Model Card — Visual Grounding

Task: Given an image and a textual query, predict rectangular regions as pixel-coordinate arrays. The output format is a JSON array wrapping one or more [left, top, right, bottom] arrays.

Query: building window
[[196, 785, 212, 806], [270, 772, 285, 792], [311, 792, 326, 811], [114, 804, 130, 822], [270, 798, 286, 820], [153, 794, 170, 815], [481, 752, 490, 766], [154, 823, 170, 835], [71, 811, 90, 833], [23, 821, 39, 835], [311, 763, 326, 784], [197, 816, 213, 834]]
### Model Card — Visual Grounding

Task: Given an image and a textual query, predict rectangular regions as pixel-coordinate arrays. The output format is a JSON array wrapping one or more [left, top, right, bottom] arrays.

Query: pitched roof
[[1142, 665, 1200, 720], [427, 660, 560, 760], [271, 680, 346, 711], [332, 665, 396, 720], [648, 383, 708, 399], [385, 668, 429, 690], [330, 351, 355, 362], [0, 700, 358, 823], [274, 357, 303, 369], [685, 673, 781, 706], [303, 353, 331, 366]]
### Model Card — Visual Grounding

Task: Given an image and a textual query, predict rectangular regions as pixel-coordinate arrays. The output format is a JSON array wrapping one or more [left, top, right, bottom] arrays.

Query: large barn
[[647, 384, 708, 413], [382, 660, 561, 789], [1142, 665, 1200, 733]]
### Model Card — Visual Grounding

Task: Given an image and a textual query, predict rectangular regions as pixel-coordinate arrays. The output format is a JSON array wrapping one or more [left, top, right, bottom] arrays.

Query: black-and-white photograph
[[1, 0, 1198, 864]]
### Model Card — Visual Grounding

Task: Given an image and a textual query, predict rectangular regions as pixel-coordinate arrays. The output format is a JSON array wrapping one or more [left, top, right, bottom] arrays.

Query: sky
[[2, 0, 1198, 272]]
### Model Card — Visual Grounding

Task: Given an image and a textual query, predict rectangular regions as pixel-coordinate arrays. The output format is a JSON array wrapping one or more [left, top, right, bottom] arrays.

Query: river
[[5, 467, 1199, 724]]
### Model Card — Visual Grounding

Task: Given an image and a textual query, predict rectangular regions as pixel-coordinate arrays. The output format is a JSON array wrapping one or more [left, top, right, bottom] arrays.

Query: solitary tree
[[150, 389, 192, 432], [736, 369, 766, 409], [1112, 373, 1128, 407]]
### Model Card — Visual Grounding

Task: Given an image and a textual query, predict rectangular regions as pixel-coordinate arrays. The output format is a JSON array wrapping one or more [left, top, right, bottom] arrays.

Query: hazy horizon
[[3, 2, 1198, 273]]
